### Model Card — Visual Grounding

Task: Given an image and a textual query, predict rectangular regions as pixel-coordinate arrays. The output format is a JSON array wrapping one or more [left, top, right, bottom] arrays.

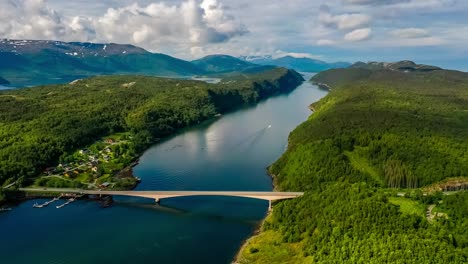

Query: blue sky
[[1, 0, 467, 70]]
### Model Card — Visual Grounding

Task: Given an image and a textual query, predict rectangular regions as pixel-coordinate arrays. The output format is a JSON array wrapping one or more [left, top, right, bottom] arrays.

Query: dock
[[33, 195, 62, 208], [56, 197, 77, 209]]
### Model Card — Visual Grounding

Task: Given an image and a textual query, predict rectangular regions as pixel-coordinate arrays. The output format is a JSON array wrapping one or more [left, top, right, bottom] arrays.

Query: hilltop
[[349, 60, 442, 72]]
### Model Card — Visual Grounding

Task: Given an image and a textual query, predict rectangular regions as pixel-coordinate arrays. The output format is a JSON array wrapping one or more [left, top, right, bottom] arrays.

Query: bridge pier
[[155, 198, 160, 204], [268, 200, 272, 211]]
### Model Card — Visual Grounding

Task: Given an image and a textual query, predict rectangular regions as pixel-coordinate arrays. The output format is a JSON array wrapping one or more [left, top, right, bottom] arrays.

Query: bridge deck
[[20, 188, 304, 201]]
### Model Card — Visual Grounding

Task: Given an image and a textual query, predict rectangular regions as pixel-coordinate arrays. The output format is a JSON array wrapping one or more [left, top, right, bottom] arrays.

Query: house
[[103, 155, 110, 162], [91, 166, 98, 172], [104, 148, 112, 153], [105, 138, 114, 144]]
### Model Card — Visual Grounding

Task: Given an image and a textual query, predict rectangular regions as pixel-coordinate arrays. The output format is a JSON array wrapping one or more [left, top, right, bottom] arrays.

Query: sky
[[1, 0, 467, 69]]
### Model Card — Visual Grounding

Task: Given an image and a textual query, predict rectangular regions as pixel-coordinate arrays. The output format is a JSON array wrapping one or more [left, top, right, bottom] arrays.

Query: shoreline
[[232, 211, 271, 264]]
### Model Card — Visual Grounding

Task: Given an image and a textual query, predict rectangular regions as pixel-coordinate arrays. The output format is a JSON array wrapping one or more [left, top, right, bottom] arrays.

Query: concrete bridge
[[20, 188, 304, 210]]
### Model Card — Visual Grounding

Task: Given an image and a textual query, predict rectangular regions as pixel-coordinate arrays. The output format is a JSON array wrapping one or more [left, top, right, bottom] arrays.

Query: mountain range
[[0, 39, 351, 87], [0, 40, 270, 87], [240, 55, 350, 72]]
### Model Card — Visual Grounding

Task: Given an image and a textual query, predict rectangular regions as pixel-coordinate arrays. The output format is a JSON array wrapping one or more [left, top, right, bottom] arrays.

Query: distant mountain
[[350, 60, 442, 72], [1, 39, 316, 87], [0, 39, 204, 87], [240, 55, 351, 72], [191, 54, 275, 74], [0, 76, 9, 85]]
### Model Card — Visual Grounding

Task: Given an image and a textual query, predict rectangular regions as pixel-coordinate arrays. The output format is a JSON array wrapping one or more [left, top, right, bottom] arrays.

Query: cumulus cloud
[[1, 0, 467, 62], [0, 0, 66, 40], [344, 28, 372, 41], [0, 0, 247, 52], [319, 5, 371, 30], [390, 28, 430, 38]]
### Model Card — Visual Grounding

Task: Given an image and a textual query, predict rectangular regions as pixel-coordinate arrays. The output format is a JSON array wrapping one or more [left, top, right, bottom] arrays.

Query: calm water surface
[[0, 73, 327, 264]]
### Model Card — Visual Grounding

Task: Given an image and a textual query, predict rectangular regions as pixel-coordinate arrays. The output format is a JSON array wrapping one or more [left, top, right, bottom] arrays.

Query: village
[[36, 133, 140, 190]]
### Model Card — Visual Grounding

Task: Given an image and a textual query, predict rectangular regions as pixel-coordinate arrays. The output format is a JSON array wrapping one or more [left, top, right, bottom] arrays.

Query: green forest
[[238, 65, 468, 263], [0, 68, 303, 198]]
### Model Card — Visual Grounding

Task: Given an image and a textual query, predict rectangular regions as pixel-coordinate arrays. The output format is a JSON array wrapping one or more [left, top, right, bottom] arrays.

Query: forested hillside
[[0, 68, 303, 189], [237, 64, 468, 263]]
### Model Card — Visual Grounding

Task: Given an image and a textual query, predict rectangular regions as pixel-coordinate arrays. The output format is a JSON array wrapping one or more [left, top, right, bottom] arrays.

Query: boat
[[267, 124, 272, 129], [135, 177, 142, 182], [0, 208, 12, 212]]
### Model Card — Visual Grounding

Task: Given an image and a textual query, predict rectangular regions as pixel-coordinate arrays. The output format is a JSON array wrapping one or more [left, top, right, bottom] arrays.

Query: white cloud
[[1, 0, 468, 63], [390, 28, 430, 38], [0, 0, 67, 40], [0, 0, 247, 53], [344, 28, 372, 41], [317, 39, 337, 46], [94, 0, 247, 47], [272, 50, 324, 60], [319, 10, 371, 30]]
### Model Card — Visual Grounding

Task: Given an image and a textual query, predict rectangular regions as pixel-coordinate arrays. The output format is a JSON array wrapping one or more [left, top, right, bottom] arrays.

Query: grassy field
[[345, 147, 383, 186], [388, 197, 426, 217]]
